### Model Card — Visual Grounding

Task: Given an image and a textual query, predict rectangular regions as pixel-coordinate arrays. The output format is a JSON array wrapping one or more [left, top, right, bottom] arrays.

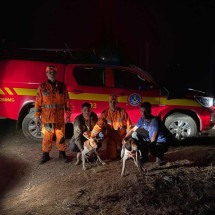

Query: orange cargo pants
[[104, 129, 125, 160], [41, 123, 66, 152]]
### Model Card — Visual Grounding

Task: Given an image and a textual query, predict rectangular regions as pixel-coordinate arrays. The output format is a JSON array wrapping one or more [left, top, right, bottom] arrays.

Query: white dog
[[75, 137, 105, 170], [121, 138, 145, 177]]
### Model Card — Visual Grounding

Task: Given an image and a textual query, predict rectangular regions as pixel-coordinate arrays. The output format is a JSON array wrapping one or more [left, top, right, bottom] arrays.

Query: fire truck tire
[[22, 112, 74, 142], [164, 113, 197, 140], [22, 112, 42, 143]]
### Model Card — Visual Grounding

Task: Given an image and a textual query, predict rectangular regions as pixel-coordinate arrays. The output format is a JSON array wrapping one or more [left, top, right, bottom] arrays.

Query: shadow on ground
[[0, 119, 17, 141], [0, 119, 30, 211], [165, 134, 215, 168], [0, 155, 29, 211], [171, 135, 215, 146]]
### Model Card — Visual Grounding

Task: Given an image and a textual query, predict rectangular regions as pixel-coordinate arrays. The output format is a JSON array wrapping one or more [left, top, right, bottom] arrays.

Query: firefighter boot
[[59, 151, 69, 163], [40, 152, 50, 164]]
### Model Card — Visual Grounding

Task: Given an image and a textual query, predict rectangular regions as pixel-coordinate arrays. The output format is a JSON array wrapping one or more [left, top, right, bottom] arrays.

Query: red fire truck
[[0, 49, 214, 142]]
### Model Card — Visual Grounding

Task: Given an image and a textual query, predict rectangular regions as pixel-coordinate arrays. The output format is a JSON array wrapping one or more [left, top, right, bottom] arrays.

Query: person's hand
[[89, 137, 97, 149], [35, 117, 41, 125], [65, 116, 70, 123], [83, 131, 91, 139], [35, 117, 42, 135], [128, 151, 135, 157], [148, 141, 155, 146], [122, 136, 129, 144]]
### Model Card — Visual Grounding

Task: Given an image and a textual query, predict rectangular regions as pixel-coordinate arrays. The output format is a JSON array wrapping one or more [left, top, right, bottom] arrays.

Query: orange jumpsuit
[[91, 107, 132, 160], [34, 80, 71, 153]]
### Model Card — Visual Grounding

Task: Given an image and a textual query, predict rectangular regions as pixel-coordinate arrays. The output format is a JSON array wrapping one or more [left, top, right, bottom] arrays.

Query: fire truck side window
[[73, 67, 105, 87], [113, 69, 150, 90]]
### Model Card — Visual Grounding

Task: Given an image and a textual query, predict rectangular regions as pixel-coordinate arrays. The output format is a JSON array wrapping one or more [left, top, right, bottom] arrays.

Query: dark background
[[0, 0, 215, 95]]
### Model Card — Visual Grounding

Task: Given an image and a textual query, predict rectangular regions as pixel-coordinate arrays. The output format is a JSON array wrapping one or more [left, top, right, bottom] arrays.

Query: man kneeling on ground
[[124, 101, 169, 165], [69, 102, 104, 162]]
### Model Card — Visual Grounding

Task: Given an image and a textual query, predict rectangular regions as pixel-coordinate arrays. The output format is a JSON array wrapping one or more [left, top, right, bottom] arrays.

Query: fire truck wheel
[[164, 113, 197, 141], [22, 112, 43, 143]]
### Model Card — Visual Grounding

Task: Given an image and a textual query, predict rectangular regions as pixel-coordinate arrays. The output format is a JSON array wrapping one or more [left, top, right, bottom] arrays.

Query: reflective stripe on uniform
[[42, 104, 64, 109]]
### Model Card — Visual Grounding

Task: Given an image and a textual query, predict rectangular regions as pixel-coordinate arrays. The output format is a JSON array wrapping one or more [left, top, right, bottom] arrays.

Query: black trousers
[[136, 140, 168, 159]]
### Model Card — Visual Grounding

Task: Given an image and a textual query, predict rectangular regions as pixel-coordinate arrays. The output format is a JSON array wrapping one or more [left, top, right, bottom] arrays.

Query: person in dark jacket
[[69, 102, 104, 162]]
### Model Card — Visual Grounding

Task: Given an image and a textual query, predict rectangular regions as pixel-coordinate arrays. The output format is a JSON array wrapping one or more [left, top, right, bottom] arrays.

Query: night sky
[[1, 0, 215, 95]]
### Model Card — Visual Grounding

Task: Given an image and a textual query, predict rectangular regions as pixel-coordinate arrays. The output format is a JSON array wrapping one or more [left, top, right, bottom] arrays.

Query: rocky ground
[[0, 119, 214, 215]]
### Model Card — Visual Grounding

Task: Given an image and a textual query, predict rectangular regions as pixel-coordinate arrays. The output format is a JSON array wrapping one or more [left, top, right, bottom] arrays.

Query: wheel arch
[[160, 109, 201, 132], [17, 101, 35, 129]]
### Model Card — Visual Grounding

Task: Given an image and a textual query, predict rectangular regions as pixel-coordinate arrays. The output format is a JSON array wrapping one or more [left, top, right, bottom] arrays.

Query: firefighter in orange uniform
[[90, 94, 132, 160], [34, 65, 71, 164]]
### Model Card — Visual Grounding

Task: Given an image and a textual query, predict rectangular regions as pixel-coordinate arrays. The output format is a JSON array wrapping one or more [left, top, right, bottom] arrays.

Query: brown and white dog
[[121, 138, 145, 177], [75, 137, 105, 170]]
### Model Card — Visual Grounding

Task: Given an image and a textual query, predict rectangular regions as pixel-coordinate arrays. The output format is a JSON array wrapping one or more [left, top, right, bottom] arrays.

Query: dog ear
[[127, 138, 139, 151], [131, 137, 138, 144]]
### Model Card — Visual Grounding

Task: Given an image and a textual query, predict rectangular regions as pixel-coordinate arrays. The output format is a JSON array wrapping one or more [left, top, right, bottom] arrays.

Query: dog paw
[[83, 167, 87, 171]]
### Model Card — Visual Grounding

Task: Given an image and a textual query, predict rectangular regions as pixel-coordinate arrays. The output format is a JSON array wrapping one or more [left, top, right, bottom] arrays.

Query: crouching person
[[69, 102, 104, 163], [89, 95, 132, 160], [124, 102, 169, 165], [34, 65, 71, 164]]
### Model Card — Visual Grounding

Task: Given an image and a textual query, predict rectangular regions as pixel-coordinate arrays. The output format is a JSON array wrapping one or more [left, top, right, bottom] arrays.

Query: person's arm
[[150, 131, 158, 143], [90, 112, 106, 138], [124, 125, 138, 141], [149, 118, 159, 143], [90, 112, 98, 128], [124, 110, 132, 131], [124, 116, 143, 141], [64, 84, 71, 123], [34, 85, 42, 125]]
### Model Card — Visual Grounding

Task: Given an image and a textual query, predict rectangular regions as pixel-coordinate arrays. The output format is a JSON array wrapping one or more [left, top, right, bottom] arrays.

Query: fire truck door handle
[[72, 90, 83, 94]]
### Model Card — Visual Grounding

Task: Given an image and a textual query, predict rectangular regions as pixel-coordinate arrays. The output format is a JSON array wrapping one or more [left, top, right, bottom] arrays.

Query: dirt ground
[[0, 119, 214, 215]]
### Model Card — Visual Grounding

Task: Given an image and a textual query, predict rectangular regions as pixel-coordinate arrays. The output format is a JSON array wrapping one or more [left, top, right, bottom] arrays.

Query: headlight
[[195, 96, 214, 108]]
